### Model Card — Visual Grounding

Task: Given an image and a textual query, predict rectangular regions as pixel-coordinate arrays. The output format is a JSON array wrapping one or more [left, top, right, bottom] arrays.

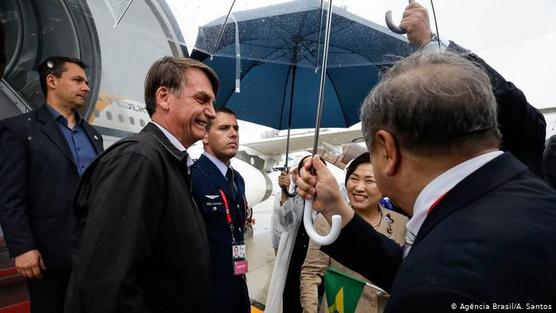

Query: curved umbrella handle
[[385, 10, 407, 34], [303, 200, 342, 245]]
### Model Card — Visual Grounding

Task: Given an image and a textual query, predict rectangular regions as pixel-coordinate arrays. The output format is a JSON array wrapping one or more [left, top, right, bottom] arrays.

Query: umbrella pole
[[281, 65, 298, 198], [303, 0, 342, 246], [212, 0, 237, 55], [113, 0, 135, 29], [311, 0, 333, 155], [284, 128, 292, 168], [315, 0, 326, 71], [284, 64, 297, 170]]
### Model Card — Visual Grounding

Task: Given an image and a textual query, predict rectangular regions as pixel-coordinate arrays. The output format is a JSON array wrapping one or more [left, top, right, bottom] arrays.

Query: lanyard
[[427, 193, 447, 215], [219, 189, 239, 244]]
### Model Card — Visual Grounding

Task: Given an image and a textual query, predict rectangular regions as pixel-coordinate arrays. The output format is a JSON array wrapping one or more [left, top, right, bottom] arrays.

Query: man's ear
[[374, 130, 400, 176], [46, 73, 57, 90], [202, 133, 209, 145], [155, 86, 170, 111]]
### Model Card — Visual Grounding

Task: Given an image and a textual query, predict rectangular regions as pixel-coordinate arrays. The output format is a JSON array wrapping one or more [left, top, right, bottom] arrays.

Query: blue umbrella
[[191, 1, 414, 130], [191, 1, 414, 245]]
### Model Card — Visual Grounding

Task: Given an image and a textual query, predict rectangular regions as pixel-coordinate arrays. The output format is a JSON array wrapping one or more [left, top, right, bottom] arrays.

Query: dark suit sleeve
[[390, 285, 476, 312], [448, 42, 546, 175], [321, 214, 403, 292], [0, 121, 36, 257], [68, 151, 163, 313]]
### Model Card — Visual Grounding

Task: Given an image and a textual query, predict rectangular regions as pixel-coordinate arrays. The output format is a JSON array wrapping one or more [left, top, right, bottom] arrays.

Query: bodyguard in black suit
[[296, 51, 556, 311], [191, 108, 251, 313], [0, 56, 103, 313]]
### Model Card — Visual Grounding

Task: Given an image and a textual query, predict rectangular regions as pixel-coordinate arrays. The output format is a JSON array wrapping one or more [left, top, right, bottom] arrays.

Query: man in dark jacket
[[0, 56, 103, 313], [296, 50, 556, 312], [64, 57, 218, 313], [402, 1, 546, 175], [191, 107, 250, 313]]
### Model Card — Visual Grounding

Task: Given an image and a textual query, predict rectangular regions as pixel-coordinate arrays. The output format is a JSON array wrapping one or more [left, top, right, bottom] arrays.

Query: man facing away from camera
[[296, 51, 556, 312]]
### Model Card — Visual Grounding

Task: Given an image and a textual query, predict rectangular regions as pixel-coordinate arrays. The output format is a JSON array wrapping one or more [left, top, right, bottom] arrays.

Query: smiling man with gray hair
[[296, 50, 556, 312], [65, 56, 218, 313]]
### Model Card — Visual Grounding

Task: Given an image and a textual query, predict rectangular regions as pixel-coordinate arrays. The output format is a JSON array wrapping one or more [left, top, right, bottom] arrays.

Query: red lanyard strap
[[219, 189, 237, 243], [219, 189, 232, 224], [427, 193, 447, 215]]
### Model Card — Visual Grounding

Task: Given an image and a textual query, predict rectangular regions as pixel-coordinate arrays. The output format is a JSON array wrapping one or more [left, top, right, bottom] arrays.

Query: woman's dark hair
[[344, 152, 371, 186]]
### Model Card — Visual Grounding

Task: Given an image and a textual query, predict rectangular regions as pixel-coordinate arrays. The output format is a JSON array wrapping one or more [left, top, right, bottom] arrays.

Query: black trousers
[[26, 270, 70, 313]]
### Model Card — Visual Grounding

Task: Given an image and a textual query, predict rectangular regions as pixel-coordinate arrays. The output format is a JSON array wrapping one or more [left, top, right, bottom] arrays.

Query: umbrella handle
[[303, 200, 342, 245], [385, 10, 407, 34]]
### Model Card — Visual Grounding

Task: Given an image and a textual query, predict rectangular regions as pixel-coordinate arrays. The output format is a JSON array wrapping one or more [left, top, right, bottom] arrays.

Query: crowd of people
[[0, 1, 555, 313]]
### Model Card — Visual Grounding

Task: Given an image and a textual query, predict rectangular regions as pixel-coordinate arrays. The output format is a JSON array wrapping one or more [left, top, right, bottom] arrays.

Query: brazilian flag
[[324, 268, 366, 313]]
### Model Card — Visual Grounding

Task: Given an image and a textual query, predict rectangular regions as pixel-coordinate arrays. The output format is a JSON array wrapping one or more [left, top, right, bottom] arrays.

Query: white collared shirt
[[203, 152, 230, 177], [403, 151, 503, 257], [421, 34, 448, 52], [151, 121, 193, 168]]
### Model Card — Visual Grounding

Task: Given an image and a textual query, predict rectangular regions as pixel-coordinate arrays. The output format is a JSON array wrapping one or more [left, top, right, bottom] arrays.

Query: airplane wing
[[540, 107, 556, 115], [242, 128, 364, 156]]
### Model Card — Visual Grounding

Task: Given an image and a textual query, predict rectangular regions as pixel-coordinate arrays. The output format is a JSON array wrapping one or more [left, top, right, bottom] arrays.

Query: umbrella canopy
[[191, 0, 414, 129]]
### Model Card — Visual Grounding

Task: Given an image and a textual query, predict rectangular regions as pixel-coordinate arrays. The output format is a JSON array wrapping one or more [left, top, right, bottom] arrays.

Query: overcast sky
[[166, 0, 555, 111]]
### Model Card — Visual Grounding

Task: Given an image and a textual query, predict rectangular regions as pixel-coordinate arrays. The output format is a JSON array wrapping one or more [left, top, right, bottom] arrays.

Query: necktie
[[403, 193, 446, 258], [226, 168, 238, 200], [179, 151, 192, 191], [403, 229, 417, 258]]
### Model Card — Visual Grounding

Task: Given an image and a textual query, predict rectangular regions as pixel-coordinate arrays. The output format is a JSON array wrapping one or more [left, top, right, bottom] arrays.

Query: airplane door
[[0, 0, 101, 120], [1, 1, 100, 310]]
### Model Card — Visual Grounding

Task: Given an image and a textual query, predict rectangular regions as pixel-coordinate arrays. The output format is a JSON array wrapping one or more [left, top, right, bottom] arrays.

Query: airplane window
[[139, 119, 146, 127], [106, 111, 113, 120], [129, 116, 135, 125], [94, 110, 100, 117], [118, 114, 124, 123]]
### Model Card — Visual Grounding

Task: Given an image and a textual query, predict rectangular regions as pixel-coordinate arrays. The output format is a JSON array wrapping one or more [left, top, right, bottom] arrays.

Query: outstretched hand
[[400, 1, 434, 48], [278, 171, 291, 190], [296, 156, 354, 225]]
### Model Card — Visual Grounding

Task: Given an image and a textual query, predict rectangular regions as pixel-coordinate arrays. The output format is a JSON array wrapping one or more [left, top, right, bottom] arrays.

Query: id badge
[[233, 260, 248, 275], [232, 244, 246, 259], [232, 244, 248, 275]]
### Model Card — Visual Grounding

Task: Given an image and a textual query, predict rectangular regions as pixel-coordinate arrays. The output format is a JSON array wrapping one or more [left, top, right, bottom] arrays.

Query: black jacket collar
[[413, 153, 528, 247], [141, 122, 189, 165], [195, 154, 237, 200]]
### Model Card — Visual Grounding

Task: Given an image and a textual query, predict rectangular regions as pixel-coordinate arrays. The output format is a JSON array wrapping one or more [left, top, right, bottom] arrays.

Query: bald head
[[361, 51, 501, 157]]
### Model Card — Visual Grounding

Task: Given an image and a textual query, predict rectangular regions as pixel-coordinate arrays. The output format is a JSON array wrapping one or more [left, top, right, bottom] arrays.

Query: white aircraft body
[[2, 0, 552, 208], [89, 94, 363, 206], [1, 0, 555, 310]]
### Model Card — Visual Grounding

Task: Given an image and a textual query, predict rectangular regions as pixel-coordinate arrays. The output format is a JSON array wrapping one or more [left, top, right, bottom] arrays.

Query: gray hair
[[360, 51, 501, 156], [144, 56, 219, 117]]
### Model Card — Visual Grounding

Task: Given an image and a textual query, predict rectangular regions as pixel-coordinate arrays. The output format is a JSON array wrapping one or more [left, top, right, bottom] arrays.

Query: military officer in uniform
[[191, 107, 250, 313]]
